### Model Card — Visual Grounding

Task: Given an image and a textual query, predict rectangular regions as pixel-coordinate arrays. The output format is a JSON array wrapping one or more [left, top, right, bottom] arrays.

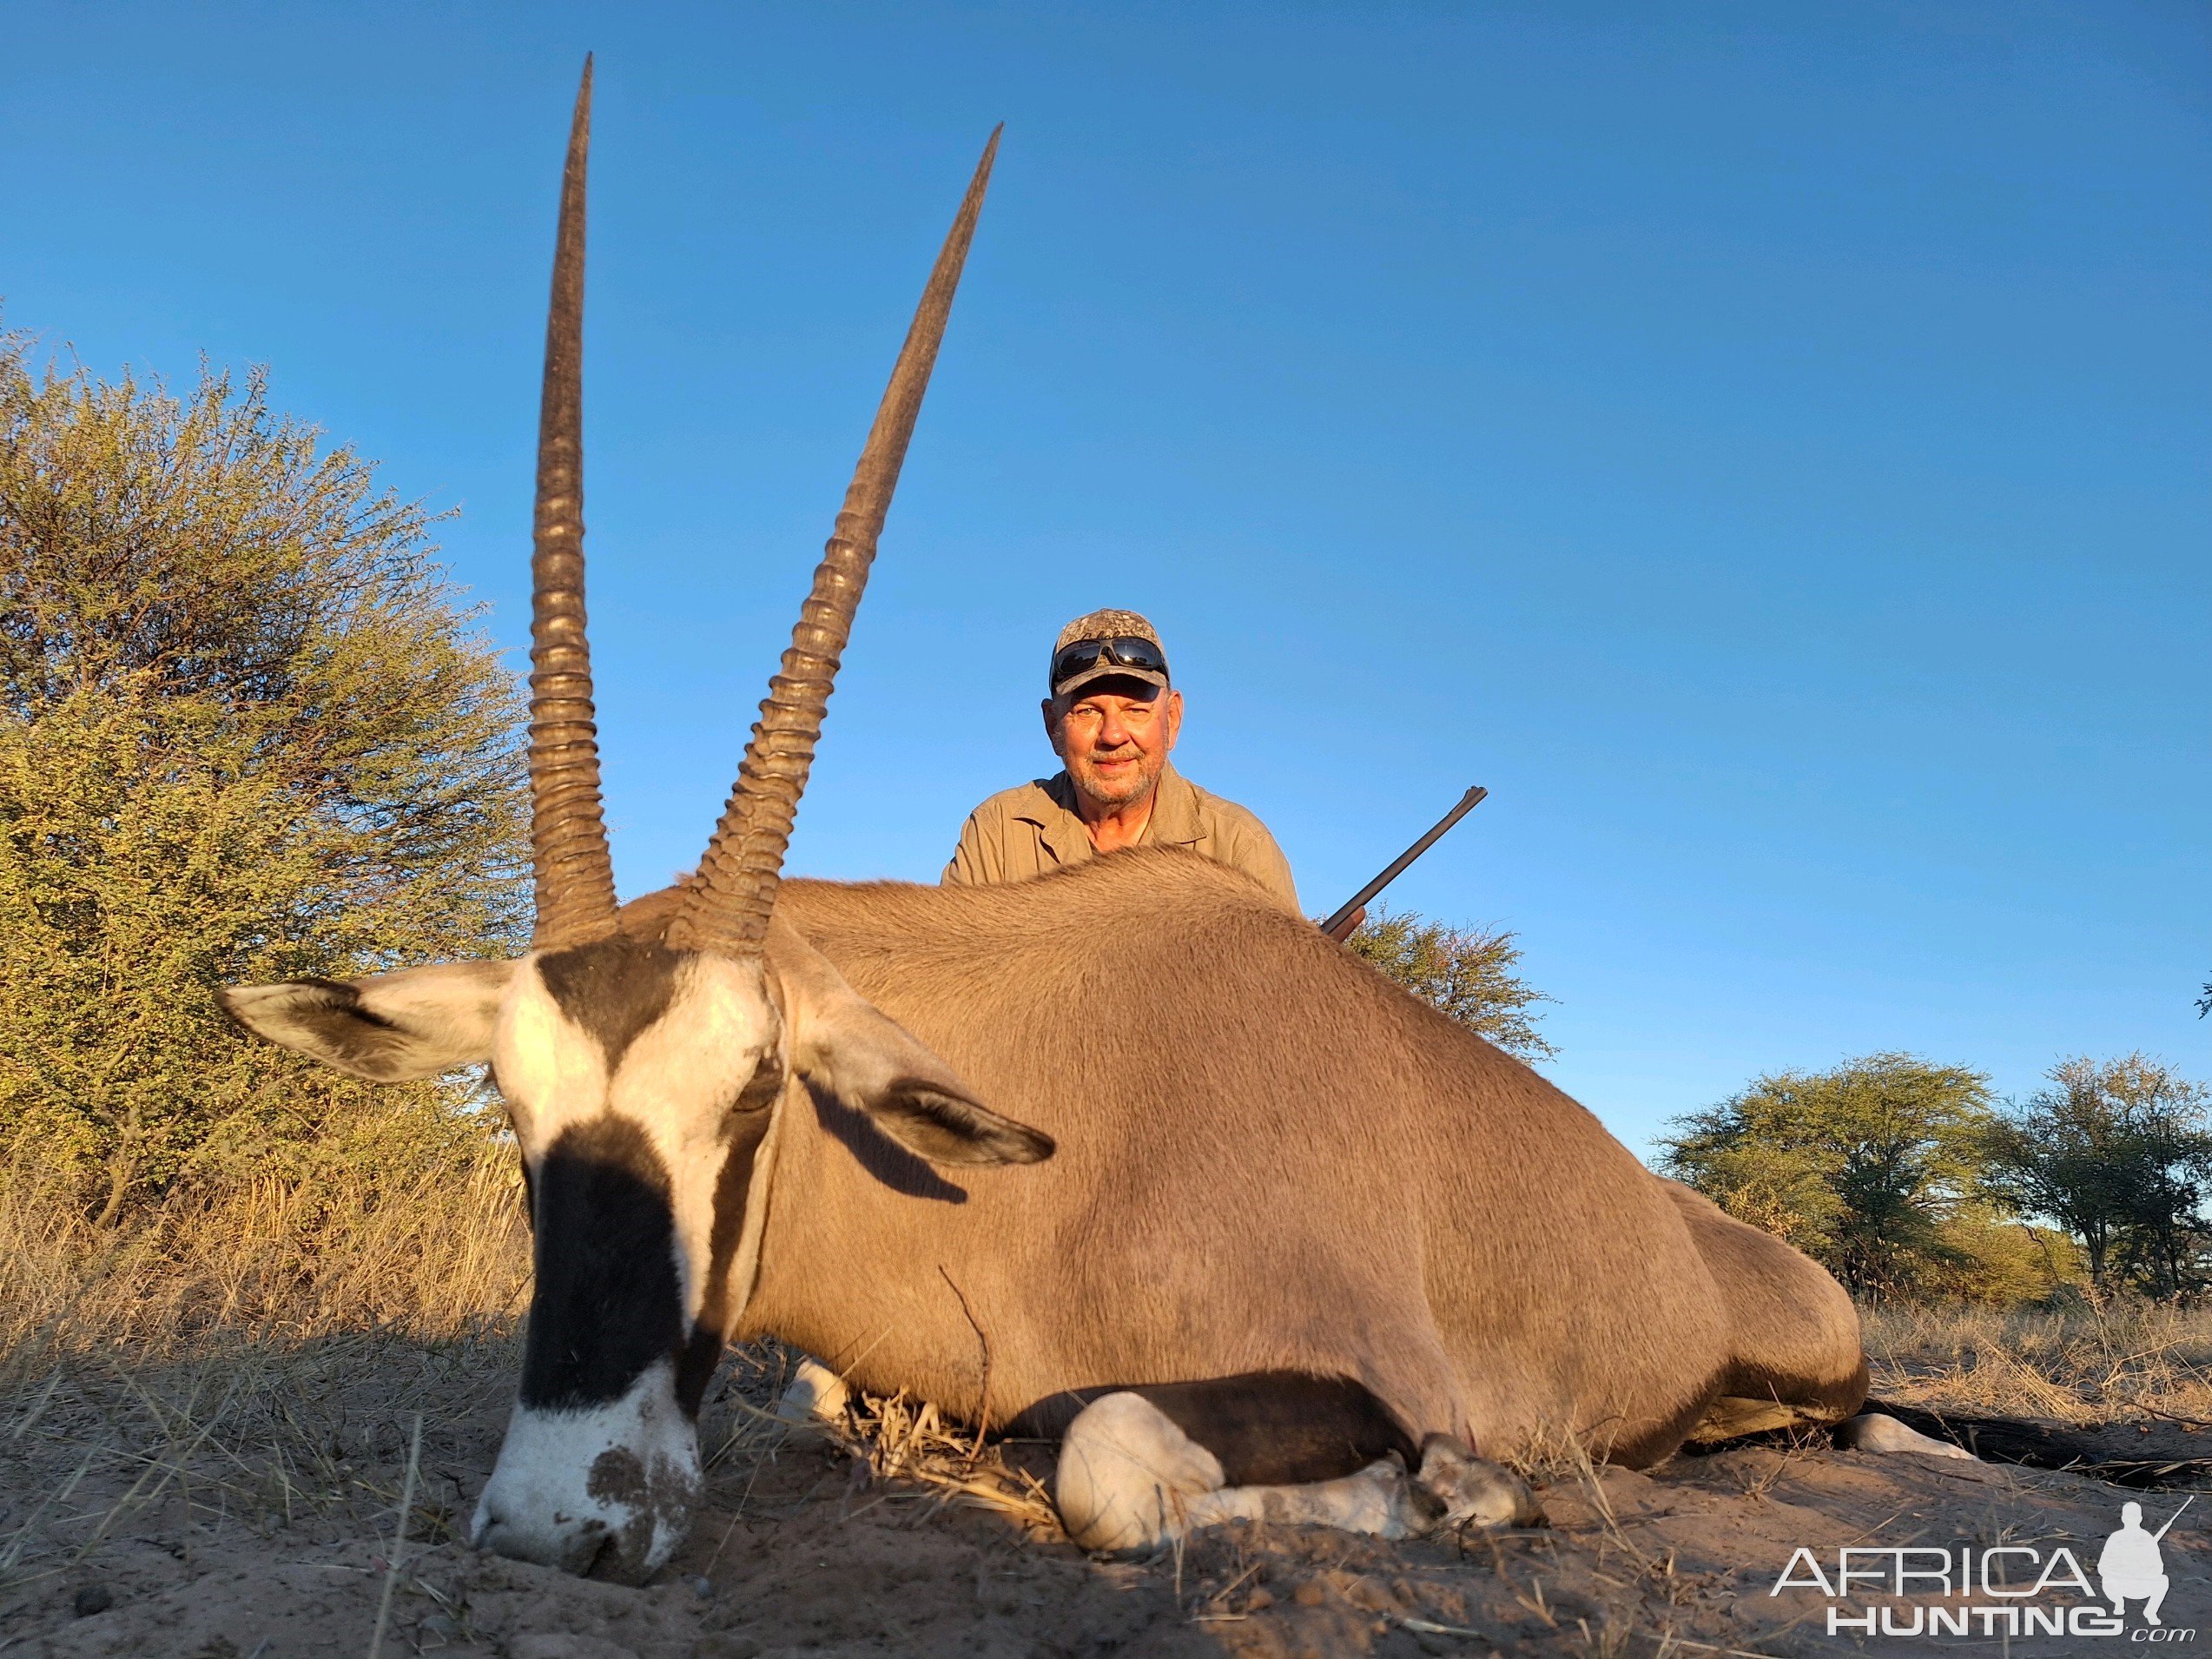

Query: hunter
[[943, 609, 1299, 910]]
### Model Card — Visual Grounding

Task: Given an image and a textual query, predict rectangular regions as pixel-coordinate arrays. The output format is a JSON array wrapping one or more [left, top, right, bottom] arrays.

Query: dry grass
[[1, 1147, 530, 1371], [1865, 1296, 2212, 1426], [14, 1146, 2212, 1645], [0, 1147, 1065, 1630], [829, 1386, 1063, 1537], [0, 1142, 1064, 1589], [695, 1345, 1063, 1540], [0, 1150, 531, 1609]]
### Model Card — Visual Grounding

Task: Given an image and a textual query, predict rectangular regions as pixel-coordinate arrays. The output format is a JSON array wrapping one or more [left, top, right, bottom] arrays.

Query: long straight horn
[[527, 57, 620, 950], [669, 129, 1000, 958]]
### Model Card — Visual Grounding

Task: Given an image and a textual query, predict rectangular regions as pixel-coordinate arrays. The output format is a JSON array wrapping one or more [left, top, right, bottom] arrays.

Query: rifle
[[1320, 785, 1488, 942], [2154, 1496, 2195, 1542]]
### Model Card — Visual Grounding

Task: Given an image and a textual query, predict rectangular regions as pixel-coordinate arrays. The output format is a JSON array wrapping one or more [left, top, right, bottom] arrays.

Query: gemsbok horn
[[527, 58, 620, 950], [669, 131, 1000, 958]]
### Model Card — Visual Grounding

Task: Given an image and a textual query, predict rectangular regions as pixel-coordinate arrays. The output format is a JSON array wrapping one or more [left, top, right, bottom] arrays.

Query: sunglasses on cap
[[1050, 635, 1170, 687]]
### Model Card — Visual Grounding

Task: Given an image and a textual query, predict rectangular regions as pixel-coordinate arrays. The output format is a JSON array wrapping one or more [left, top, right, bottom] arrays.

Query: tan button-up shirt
[[942, 763, 1299, 912]]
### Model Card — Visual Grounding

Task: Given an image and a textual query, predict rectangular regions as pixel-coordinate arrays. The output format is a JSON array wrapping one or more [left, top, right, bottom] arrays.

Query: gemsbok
[[222, 65, 1940, 1584]]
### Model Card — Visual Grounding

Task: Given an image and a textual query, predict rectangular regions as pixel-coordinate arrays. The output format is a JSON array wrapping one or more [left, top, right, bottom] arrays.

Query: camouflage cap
[[1048, 608, 1170, 698]]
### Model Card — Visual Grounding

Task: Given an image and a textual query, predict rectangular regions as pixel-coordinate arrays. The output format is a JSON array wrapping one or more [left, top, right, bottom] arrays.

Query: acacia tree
[[0, 335, 525, 1224], [1345, 905, 1555, 1061], [1984, 1054, 2212, 1299], [1658, 1054, 1994, 1298]]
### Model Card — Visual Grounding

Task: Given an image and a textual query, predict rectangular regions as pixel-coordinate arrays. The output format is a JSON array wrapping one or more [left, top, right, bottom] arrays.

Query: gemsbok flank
[[221, 63, 1957, 1584]]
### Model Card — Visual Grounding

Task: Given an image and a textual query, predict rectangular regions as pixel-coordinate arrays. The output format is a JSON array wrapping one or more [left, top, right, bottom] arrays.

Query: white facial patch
[[606, 953, 785, 1327], [493, 961, 615, 1143], [472, 1358, 701, 1583]]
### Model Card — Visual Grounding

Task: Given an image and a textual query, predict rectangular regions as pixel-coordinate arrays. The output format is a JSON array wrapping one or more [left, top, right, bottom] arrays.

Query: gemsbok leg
[[1050, 1377, 1540, 1553], [1832, 1413, 1975, 1459]]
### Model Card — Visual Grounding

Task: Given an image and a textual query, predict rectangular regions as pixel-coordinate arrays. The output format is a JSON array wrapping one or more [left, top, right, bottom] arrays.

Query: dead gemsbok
[[221, 67, 1951, 1583]]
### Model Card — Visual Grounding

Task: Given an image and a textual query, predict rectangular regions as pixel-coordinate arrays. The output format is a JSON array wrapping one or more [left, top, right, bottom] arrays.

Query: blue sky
[[5, 3, 2205, 1153]]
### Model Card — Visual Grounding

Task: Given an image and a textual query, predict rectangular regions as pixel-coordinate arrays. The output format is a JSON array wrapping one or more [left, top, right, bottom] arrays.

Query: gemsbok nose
[[470, 1359, 703, 1583]]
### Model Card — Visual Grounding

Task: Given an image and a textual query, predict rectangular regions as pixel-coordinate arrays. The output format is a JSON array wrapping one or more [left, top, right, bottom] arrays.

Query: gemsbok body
[[221, 65, 1913, 1584]]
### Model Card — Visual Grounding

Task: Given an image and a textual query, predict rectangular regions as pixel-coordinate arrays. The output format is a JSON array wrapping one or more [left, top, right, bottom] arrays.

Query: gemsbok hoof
[[1411, 1435, 1545, 1530], [1834, 1412, 1975, 1461], [771, 1356, 852, 1437]]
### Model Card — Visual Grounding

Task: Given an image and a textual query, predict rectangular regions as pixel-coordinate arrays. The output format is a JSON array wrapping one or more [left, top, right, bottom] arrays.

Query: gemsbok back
[[222, 64, 1933, 1584]]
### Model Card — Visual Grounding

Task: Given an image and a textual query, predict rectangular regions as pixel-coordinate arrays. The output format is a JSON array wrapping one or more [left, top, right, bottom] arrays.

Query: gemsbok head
[[220, 63, 1050, 1581]]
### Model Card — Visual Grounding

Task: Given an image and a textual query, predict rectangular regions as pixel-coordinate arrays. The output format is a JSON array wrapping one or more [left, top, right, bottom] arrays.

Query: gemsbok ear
[[219, 960, 517, 1082], [769, 927, 1053, 1169]]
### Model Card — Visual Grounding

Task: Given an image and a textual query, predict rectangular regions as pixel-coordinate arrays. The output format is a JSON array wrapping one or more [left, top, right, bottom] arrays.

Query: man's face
[[1044, 683, 1183, 810]]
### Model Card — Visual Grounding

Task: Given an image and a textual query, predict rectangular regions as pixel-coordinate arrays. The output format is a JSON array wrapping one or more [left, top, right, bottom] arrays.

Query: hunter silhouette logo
[[2101, 1498, 2191, 1628], [1772, 1497, 2197, 1640]]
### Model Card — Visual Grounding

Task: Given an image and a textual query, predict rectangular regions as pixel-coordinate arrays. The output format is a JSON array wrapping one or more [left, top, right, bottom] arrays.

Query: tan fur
[[621, 850, 1866, 1468], [1661, 1180, 1869, 1443]]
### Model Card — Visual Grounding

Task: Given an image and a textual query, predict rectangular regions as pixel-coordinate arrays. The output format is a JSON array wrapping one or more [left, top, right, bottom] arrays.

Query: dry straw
[[0, 1152, 528, 1604], [708, 1345, 1060, 1540], [1864, 1296, 2212, 1427], [366, 1411, 424, 1659]]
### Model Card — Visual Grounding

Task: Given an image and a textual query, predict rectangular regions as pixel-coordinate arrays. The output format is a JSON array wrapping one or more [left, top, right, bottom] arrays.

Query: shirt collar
[[1144, 764, 1205, 846], [1013, 775, 1083, 863]]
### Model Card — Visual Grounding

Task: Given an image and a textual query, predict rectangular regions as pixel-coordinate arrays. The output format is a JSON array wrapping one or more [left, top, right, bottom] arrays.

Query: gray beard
[[1073, 765, 1158, 813]]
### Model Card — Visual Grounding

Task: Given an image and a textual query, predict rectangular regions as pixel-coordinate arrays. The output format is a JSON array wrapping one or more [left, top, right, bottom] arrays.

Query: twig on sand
[[69, 1376, 242, 1566], [1641, 1634, 1788, 1659], [366, 1411, 423, 1659], [1391, 1609, 1769, 1653], [0, 1447, 96, 1579], [938, 1266, 994, 1464], [1395, 1614, 1489, 1637], [2127, 1400, 2212, 1431]]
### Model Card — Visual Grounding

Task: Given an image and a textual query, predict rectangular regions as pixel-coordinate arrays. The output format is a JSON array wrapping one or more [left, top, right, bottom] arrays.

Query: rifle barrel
[[2154, 1495, 2195, 1541], [1320, 785, 1487, 938]]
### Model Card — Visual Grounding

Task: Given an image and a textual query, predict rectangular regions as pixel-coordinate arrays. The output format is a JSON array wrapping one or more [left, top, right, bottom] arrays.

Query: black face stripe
[[536, 937, 684, 1069], [673, 1325, 723, 1419], [1011, 1372, 1418, 1488], [519, 1118, 684, 1409], [674, 1102, 777, 1416], [516, 1137, 537, 1236]]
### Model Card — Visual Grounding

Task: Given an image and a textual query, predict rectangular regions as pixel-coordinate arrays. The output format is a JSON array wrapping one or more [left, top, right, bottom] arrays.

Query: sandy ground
[[5, 1340, 2209, 1658]]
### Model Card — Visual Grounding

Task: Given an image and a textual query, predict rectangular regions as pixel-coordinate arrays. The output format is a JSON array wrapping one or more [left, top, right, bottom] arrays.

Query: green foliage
[[1984, 1054, 2212, 1300], [1658, 1053, 1995, 1299], [0, 334, 525, 1224], [1924, 1205, 2083, 1306], [1344, 904, 1555, 1061]]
